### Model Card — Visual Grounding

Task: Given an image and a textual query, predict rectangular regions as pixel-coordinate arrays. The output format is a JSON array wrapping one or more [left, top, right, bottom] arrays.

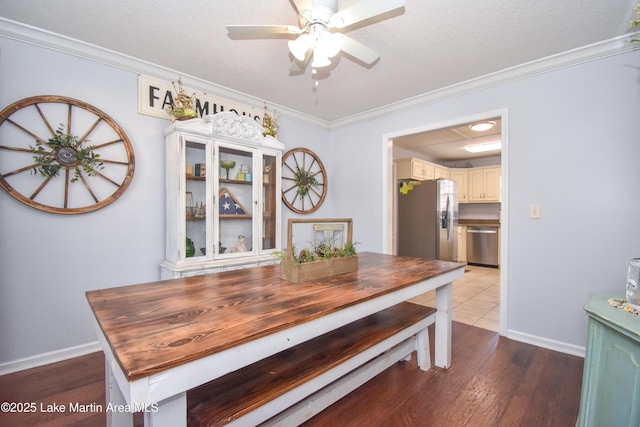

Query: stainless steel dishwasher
[[466, 226, 499, 267]]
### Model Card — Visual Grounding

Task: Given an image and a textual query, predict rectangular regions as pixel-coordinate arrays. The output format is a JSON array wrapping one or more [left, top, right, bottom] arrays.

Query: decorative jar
[[626, 258, 640, 309]]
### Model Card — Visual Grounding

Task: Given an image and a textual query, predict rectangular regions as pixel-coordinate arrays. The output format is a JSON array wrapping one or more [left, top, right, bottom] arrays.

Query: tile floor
[[410, 265, 501, 332]]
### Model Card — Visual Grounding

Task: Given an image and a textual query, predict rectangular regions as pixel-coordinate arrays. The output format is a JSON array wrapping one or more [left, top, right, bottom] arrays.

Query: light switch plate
[[529, 204, 540, 219]]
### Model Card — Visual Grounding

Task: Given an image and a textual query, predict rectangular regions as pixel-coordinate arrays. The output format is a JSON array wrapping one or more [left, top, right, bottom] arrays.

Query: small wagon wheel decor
[[281, 147, 327, 214], [0, 95, 135, 214]]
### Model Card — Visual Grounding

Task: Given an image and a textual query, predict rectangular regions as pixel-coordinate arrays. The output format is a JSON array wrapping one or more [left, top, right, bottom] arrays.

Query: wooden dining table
[[86, 252, 465, 426]]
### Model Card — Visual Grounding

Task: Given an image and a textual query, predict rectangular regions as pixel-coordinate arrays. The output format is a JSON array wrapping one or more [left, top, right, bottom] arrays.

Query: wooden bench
[[187, 302, 436, 426]]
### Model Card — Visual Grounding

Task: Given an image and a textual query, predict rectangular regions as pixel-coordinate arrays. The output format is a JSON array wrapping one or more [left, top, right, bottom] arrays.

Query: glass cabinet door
[[217, 144, 254, 256], [185, 140, 210, 261], [262, 153, 278, 251]]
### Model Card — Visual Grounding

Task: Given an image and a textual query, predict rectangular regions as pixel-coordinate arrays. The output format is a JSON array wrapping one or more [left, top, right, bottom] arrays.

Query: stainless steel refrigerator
[[397, 179, 458, 261]]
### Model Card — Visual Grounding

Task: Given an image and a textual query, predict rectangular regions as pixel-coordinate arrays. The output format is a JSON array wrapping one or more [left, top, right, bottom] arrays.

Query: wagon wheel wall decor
[[0, 95, 135, 214], [282, 147, 327, 214]]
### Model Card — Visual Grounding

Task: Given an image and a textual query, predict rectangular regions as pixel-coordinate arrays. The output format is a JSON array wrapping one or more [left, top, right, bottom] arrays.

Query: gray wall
[[0, 34, 326, 369], [1, 23, 639, 370], [327, 48, 640, 349]]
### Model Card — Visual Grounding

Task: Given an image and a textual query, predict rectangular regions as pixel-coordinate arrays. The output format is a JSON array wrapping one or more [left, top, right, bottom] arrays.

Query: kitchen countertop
[[458, 219, 500, 227]]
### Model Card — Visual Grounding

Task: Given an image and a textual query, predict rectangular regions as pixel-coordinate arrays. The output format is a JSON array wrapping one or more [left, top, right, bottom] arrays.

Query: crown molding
[[0, 17, 329, 130], [328, 32, 640, 130]]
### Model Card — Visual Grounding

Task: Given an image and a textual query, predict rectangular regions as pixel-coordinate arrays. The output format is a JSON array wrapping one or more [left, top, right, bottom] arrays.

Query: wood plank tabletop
[[86, 252, 463, 381]]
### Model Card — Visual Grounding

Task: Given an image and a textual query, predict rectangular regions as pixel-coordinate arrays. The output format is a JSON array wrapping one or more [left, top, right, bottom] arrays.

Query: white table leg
[[144, 392, 187, 427], [415, 327, 432, 370], [105, 359, 133, 427], [434, 282, 452, 369]]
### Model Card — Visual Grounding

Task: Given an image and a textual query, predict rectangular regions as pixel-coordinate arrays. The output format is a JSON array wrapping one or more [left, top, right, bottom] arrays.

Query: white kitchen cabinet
[[396, 159, 500, 203], [468, 166, 501, 202], [434, 165, 450, 179], [450, 169, 469, 203], [161, 113, 284, 279], [395, 157, 435, 180]]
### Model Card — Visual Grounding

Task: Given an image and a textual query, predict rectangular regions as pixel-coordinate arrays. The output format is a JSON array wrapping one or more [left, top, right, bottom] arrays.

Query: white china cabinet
[[161, 112, 284, 279]]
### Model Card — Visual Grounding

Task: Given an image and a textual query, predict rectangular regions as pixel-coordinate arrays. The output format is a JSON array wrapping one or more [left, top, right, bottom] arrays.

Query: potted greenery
[[262, 104, 279, 138], [165, 78, 197, 121], [287, 240, 358, 263], [278, 218, 358, 283]]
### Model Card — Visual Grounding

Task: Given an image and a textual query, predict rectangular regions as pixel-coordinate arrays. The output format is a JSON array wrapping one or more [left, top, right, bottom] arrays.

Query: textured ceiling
[[0, 0, 638, 124], [395, 118, 502, 162]]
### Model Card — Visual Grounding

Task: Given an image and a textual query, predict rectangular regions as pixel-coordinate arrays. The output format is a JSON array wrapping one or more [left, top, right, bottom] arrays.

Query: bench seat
[[187, 302, 436, 427]]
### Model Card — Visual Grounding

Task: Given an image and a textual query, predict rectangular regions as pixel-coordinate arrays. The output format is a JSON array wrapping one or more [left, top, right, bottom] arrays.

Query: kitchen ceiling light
[[465, 141, 502, 153], [469, 121, 496, 132]]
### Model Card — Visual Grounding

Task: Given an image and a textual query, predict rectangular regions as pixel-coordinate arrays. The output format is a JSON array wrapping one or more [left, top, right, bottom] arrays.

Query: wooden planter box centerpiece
[[280, 218, 357, 283]]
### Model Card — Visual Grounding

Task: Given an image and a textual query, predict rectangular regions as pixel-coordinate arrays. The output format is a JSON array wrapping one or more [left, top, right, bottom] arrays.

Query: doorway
[[382, 110, 509, 336]]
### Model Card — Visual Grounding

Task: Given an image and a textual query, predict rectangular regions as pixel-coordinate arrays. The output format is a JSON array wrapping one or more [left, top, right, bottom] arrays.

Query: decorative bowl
[[220, 160, 236, 179], [220, 160, 236, 169]]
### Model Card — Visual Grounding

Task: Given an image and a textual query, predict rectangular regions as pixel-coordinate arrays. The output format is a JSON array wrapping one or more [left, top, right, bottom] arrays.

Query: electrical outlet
[[529, 204, 540, 219]]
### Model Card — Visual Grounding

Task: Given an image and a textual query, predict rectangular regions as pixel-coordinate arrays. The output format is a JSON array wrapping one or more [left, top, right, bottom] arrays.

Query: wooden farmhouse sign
[[138, 75, 263, 123]]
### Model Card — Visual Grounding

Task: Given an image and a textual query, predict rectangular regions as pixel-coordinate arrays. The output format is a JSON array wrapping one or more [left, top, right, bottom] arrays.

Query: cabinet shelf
[[187, 177, 254, 186], [220, 178, 252, 185]]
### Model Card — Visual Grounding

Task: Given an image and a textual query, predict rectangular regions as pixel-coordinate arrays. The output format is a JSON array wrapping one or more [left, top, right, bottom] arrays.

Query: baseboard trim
[[507, 329, 585, 358], [0, 341, 102, 376]]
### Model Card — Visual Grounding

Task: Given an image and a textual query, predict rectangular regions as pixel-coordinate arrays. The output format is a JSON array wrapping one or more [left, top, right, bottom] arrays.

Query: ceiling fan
[[226, 0, 406, 72]]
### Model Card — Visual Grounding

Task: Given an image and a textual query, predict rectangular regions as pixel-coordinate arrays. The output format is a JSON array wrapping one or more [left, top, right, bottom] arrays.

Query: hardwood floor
[[0, 322, 584, 427], [302, 322, 584, 427]]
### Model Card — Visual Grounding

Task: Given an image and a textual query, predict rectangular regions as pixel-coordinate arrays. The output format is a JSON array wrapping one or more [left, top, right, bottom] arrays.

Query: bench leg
[[415, 326, 432, 371]]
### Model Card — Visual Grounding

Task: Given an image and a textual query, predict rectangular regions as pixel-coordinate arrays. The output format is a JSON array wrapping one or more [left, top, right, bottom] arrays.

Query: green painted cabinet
[[577, 292, 640, 426]]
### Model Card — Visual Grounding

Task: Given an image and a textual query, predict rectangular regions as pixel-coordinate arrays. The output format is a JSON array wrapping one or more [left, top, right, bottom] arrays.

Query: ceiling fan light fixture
[[469, 121, 496, 132], [465, 141, 502, 153], [311, 46, 332, 68], [288, 34, 313, 61], [318, 32, 343, 58], [227, 0, 407, 75]]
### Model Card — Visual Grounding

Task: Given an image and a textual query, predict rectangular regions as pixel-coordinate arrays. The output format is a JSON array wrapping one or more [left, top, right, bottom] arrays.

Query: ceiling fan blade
[[226, 25, 300, 35], [330, 0, 405, 29], [291, 0, 316, 21], [340, 35, 380, 65]]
